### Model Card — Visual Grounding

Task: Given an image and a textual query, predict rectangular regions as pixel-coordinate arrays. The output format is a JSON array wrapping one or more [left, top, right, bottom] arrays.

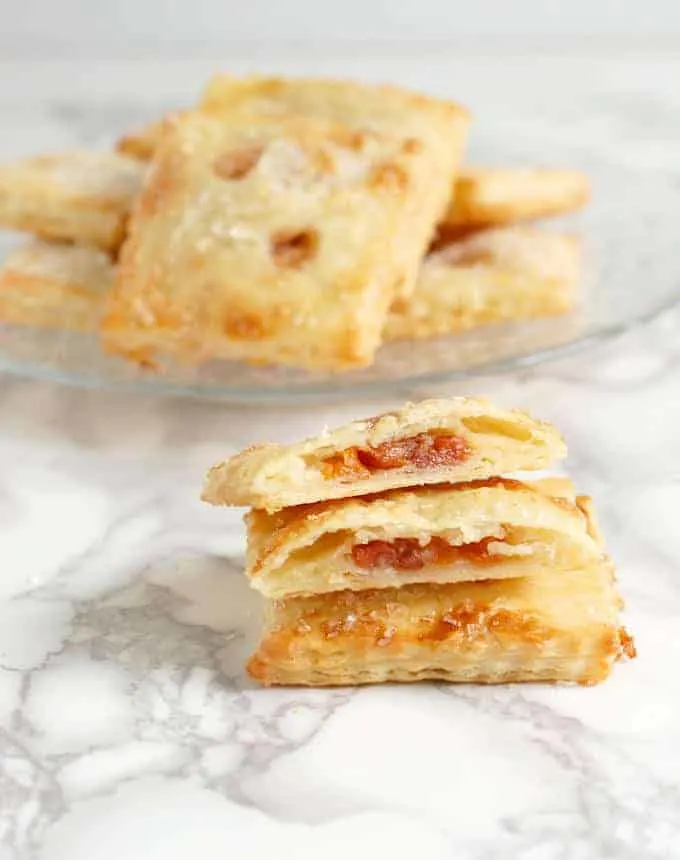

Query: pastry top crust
[[117, 77, 469, 162], [203, 397, 567, 510], [201, 74, 468, 144], [105, 111, 426, 369], [385, 226, 580, 340], [427, 226, 580, 277]]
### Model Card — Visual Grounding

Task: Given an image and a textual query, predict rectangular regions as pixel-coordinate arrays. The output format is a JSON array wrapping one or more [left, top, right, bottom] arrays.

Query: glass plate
[[1, 103, 678, 403]]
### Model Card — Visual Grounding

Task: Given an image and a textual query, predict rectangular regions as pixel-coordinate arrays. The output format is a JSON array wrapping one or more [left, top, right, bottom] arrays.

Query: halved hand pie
[[245, 478, 603, 598], [203, 397, 566, 511], [247, 561, 635, 687]]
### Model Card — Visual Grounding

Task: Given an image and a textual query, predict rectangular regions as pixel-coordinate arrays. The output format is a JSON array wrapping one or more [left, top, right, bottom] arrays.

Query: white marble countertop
[[2, 54, 680, 860]]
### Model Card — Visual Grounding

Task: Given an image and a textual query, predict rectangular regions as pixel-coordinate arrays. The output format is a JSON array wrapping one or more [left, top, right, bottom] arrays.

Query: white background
[[2, 0, 680, 54]]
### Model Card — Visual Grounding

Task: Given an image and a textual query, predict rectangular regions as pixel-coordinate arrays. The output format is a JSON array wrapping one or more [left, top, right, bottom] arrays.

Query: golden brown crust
[[0, 151, 144, 252], [103, 111, 450, 371], [116, 112, 189, 161], [202, 397, 567, 511], [247, 564, 634, 686], [244, 477, 605, 597], [116, 77, 469, 301], [385, 226, 580, 341], [443, 167, 590, 231], [201, 76, 470, 301], [0, 240, 113, 331]]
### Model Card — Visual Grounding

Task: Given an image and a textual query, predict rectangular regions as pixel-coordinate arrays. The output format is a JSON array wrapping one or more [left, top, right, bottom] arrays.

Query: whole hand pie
[[103, 111, 455, 371], [247, 561, 635, 687], [245, 478, 604, 598], [0, 151, 144, 253], [202, 397, 566, 511], [385, 226, 580, 341]]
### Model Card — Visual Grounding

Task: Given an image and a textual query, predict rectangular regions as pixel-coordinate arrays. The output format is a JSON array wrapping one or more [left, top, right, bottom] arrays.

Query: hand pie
[[0, 151, 144, 252], [0, 240, 113, 331], [202, 397, 566, 511], [103, 111, 452, 371], [245, 478, 604, 598], [385, 227, 579, 341], [441, 167, 590, 234], [247, 562, 635, 687], [117, 75, 470, 300]]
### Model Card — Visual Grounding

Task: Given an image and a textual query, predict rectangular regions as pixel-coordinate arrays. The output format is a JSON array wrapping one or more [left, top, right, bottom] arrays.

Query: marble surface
[[2, 54, 680, 859]]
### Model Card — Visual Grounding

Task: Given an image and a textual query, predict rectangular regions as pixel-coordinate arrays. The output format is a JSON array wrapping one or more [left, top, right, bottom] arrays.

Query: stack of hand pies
[[202, 397, 635, 686], [0, 75, 588, 374]]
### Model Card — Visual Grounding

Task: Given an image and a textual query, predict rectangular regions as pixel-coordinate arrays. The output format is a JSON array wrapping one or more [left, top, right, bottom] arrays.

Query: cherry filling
[[321, 432, 471, 480], [351, 536, 498, 571]]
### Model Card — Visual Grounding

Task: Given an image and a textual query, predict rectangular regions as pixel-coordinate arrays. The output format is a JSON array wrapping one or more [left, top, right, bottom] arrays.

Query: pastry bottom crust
[[247, 568, 634, 687], [248, 653, 623, 687]]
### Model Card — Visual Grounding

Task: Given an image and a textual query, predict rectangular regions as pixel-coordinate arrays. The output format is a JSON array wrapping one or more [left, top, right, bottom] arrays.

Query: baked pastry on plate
[[117, 76, 469, 302], [103, 111, 453, 371], [247, 561, 635, 686], [385, 226, 579, 341], [441, 167, 590, 234], [0, 240, 113, 331], [0, 151, 144, 253], [203, 397, 566, 511], [245, 478, 604, 597]]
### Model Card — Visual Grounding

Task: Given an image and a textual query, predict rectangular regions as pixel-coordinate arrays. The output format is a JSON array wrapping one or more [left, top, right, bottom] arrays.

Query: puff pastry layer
[[247, 563, 635, 687], [386, 227, 579, 341], [103, 111, 449, 371], [203, 397, 566, 511], [0, 151, 144, 252], [0, 240, 113, 331], [245, 478, 604, 597]]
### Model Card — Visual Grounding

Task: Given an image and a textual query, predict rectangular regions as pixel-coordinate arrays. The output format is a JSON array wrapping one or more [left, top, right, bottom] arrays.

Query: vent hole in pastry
[[270, 228, 319, 269], [222, 310, 267, 340], [368, 161, 409, 192], [461, 415, 533, 442], [213, 146, 263, 180], [402, 137, 423, 154]]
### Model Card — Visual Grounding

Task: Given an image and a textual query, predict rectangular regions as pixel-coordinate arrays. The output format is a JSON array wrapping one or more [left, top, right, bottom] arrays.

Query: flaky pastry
[[0, 240, 113, 331], [104, 111, 450, 371], [386, 226, 579, 340], [0, 151, 144, 252], [247, 561, 635, 687], [203, 397, 566, 511], [118, 75, 469, 300], [245, 478, 604, 597]]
